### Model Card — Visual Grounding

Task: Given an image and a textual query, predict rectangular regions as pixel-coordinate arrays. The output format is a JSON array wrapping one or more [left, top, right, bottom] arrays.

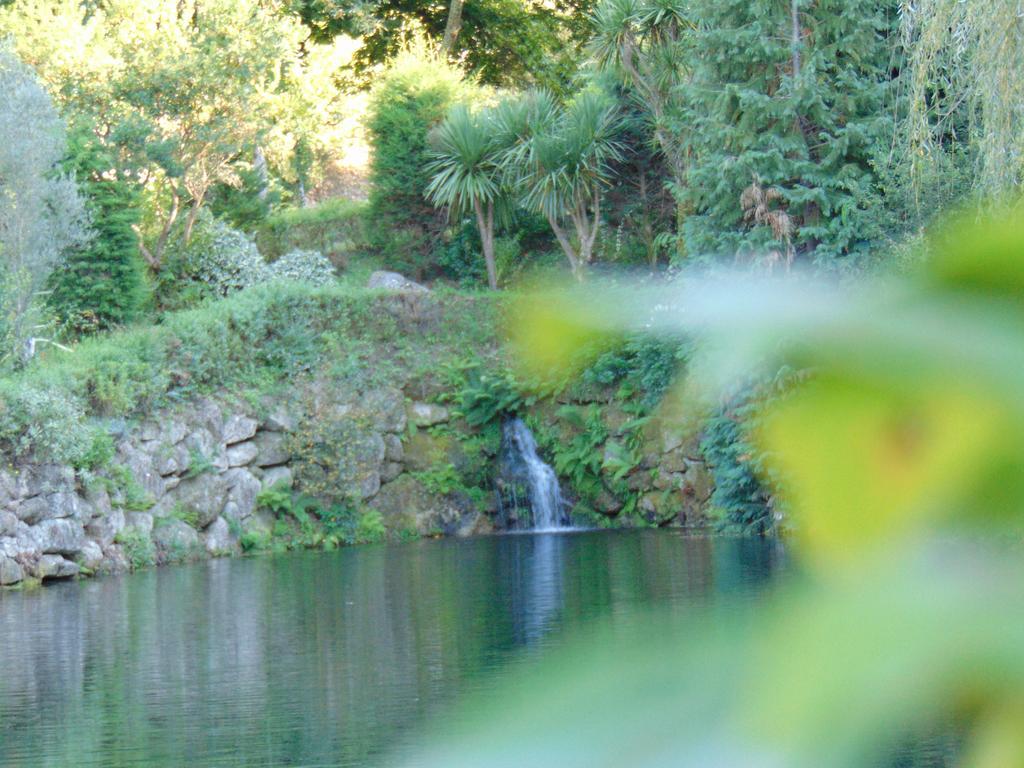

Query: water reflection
[[0, 531, 784, 767]]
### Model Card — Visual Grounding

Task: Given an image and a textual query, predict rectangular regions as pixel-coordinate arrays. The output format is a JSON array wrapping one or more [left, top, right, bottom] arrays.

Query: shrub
[[365, 38, 478, 278], [267, 249, 336, 286], [0, 382, 94, 464], [114, 528, 156, 570], [159, 213, 268, 308]]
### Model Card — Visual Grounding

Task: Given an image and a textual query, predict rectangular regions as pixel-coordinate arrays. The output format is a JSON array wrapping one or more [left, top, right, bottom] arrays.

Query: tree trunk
[[441, 0, 465, 53], [547, 214, 583, 281], [151, 188, 181, 270], [790, 0, 801, 80], [182, 195, 204, 245], [474, 198, 498, 290]]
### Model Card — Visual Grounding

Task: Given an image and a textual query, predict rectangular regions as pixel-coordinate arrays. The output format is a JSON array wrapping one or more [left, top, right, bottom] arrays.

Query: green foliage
[[239, 528, 271, 553], [0, 382, 95, 465], [114, 528, 156, 570], [354, 510, 387, 544], [451, 362, 533, 427], [48, 126, 149, 335], [583, 334, 688, 409], [680, 0, 895, 265], [365, 40, 477, 278], [158, 214, 268, 309], [267, 250, 337, 286], [701, 397, 773, 534], [108, 465, 156, 512]]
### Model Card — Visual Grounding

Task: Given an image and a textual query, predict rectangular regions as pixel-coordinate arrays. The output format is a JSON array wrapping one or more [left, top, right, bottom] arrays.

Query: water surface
[[1, 531, 784, 766]]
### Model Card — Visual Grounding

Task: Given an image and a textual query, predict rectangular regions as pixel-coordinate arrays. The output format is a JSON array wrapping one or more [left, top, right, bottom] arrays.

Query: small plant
[[114, 528, 156, 570], [108, 464, 155, 512], [170, 503, 200, 529], [354, 510, 387, 544], [184, 448, 216, 479], [240, 528, 271, 553]]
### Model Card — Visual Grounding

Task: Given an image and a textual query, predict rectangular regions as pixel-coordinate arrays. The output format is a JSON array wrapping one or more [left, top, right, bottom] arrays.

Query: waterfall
[[502, 418, 568, 531]]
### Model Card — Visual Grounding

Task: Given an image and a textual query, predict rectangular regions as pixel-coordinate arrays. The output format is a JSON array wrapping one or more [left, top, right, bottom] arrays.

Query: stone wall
[[0, 384, 715, 588], [0, 386, 490, 587]]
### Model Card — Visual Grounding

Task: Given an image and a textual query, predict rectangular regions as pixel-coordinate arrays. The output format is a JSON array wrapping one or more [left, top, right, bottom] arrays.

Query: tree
[[47, 127, 149, 334], [365, 40, 477, 278], [0, 47, 90, 366], [679, 0, 895, 266], [426, 105, 511, 289], [1, 0, 313, 270], [900, 0, 1024, 200], [502, 89, 624, 280]]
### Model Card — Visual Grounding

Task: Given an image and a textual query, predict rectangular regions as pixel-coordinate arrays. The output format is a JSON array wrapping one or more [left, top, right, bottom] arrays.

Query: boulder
[[383, 433, 404, 463], [402, 431, 454, 473], [223, 414, 259, 445], [261, 407, 297, 433], [166, 473, 233, 529], [86, 508, 125, 549], [407, 402, 449, 428], [364, 389, 407, 433], [204, 517, 237, 556], [226, 442, 259, 467], [21, 464, 75, 497], [252, 432, 290, 467], [0, 555, 23, 585], [260, 466, 293, 491], [367, 270, 429, 293], [370, 475, 463, 536], [182, 428, 228, 473], [76, 540, 104, 571], [15, 496, 50, 525], [120, 447, 166, 501], [0, 511, 17, 537], [152, 519, 202, 561], [124, 512, 154, 535], [0, 471, 18, 509], [36, 554, 79, 580], [222, 469, 262, 523], [33, 519, 86, 555], [380, 461, 403, 483]]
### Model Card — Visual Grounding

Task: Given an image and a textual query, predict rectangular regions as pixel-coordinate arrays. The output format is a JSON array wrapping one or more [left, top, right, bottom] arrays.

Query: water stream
[[502, 418, 569, 531]]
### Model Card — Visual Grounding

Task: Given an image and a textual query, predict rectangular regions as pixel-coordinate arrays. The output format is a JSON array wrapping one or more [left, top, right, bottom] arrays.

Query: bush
[[0, 382, 95, 464], [159, 213, 268, 309], [267, 249, 336, 286], [365, 39, 478, 278]]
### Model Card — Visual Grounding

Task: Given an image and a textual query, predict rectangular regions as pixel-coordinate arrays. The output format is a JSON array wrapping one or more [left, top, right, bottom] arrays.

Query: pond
[[0, 530, 939, 767]]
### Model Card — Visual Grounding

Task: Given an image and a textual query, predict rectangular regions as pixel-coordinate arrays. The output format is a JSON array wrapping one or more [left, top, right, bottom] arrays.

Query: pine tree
[[680, 0, 897, 267], [48, 129, 148, 334]]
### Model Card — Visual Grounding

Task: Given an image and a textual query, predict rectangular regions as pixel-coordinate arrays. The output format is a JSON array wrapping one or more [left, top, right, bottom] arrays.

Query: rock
[[0, 511, 16, 537], [152, 519, 201, 561], [84, 486, 113, 519], [33, 519, 86, 555], [260, 466, 293, 490], [22, 464, 75, 497], [204, 517, 236, 556], [193, 399, 224, 441], [0, 555, 23, 585], [120, 447, 166, 501], [222, 469, 262, 523], [139, 421, 162, 441], [165, 473, 233, 529], [383, 433, 404, 463], [653, 469, 684, 491], [86, 508, 125, 549], [357, 472, 381, 501], [0, 528, 40, 559], [100, 546, 130, 574], [367, 270, 429, 293], [594, 489, 624, 515], [661, 430, 685, 454], [18, 492, 85, 525], [407, 402, 449, 428], [262, 408, 297, 433], [125, 512, 154, 535], [36, 554, 79, 580], [370, 475, 462, 536], [0, 471, 17, 509], [402, 431, 453, 473], [252, 432, 290, 467], [76, 540, 104, 571], [380, 461, 403, 483], [165, 420, 189, 445], [364, 389, 407, 433], [226, 442, 259, 467], [223, 415, 259, 445]]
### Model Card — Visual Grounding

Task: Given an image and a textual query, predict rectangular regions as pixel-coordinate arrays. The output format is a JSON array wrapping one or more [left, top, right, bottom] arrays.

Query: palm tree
[[500, 88, 624, 280], [425, 104, 508, 289]]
